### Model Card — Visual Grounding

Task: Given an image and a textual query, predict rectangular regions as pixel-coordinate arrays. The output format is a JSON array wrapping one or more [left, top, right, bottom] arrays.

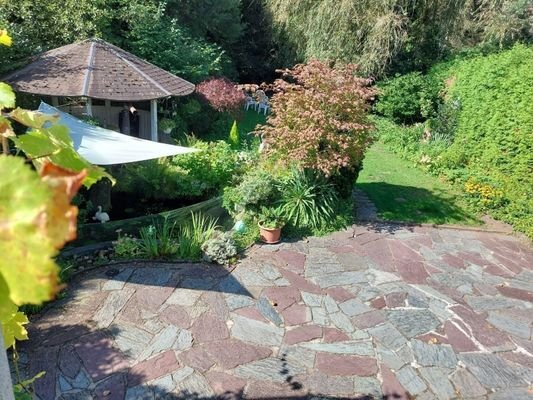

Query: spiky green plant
[[178, 212, 219, 260], [279, 169, 338, 229]]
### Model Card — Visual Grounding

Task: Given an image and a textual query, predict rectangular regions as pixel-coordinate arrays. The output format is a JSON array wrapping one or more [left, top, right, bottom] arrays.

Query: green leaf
[[0, 156, 60, 306], [10, 108, 59, 129], [1, 307, 29, 349], [0, 83, 15, 110], [12, 125, 114, 187]]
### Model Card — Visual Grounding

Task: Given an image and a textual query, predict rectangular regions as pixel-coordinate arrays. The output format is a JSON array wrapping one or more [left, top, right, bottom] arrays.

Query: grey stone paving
[[12, 225, 533, 399]]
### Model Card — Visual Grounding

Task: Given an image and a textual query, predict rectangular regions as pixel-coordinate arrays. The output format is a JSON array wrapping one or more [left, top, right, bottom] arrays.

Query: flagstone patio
[[15, 224, 533, 399]]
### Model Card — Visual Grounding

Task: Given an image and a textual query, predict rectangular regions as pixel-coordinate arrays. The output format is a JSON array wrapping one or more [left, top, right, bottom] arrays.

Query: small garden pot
[[163, 128, 172, 134], [258, 224, 282, 244]]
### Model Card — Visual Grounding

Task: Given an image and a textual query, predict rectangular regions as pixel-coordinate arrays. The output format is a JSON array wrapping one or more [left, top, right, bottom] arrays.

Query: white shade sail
[[38, 102, 197, 165]]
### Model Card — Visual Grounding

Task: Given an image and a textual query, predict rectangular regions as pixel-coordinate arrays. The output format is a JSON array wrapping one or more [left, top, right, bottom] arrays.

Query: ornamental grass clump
[[259, 60, 377, 176]]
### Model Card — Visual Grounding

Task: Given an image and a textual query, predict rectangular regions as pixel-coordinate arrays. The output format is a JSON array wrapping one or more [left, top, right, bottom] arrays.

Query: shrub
[[259, 60, 376, 176], [375, 72, 437, 124], [278, 169, 338, 230], [171, 140, 243, 197], [435, 44, 533, 236], [202, 231, 238, 264], [159, 118, 176, 132], [196, 77, 245, 115], [113, 232, 142, 259], [178, 212, 219, 260], [222, 168, 279, 217], [115, 140, 243, 203], [376, 45, 533, 238]]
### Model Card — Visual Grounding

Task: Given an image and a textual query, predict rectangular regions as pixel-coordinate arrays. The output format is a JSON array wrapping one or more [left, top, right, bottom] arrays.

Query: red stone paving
[[190, 312, 229, 343], [315, 353, 378, 376], [450, 305, 514, 349], [127, 351, 179, 387], [233, 306, 269, 323], [279, 268, 322, 294], [381, 364, 409, 399], [203, 339, 272, 369], [275, 250, 306, 272], [323, 327, 351, 343], [17, 224, 533, 399], [352, 310, 387, 329], [395, 260, 430, 283], [177, 346, 215, 372], [370, 296, 386, 309], [496, 285, 533, 303], [74, 332, 129, 382], [159, 305, 191, 328], [282, 303, 310, 326], [284, 325, 323, 345], [444, 321, 479, 353], [206, 371, 247, 395], [326, 287, 356, 303], [261, 286, 302, 310]]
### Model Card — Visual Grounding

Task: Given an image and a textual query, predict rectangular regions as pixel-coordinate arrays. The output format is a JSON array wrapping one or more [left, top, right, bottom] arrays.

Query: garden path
[[16, 224, 533, 399]]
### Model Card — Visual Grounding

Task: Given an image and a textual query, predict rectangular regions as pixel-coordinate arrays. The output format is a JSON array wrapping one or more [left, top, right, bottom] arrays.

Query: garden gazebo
[[3, 38, 195, 142]]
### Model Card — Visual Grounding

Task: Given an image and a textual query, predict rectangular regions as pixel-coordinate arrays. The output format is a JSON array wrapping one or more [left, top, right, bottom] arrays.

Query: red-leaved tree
[[259, 60, 377, 176], [196, 77, 245, 115]]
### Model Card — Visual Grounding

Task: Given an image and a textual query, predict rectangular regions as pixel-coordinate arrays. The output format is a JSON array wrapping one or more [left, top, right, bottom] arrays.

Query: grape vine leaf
[[10, 107, 59, 129], [11, 117, 113, 187], [1, 306, 29, 349], [0, 157, 85, 307], [0, 83, 15, 110]]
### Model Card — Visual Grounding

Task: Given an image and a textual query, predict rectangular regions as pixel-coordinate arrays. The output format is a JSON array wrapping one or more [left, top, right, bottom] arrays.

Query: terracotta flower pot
[[259, 224, 282, 244]]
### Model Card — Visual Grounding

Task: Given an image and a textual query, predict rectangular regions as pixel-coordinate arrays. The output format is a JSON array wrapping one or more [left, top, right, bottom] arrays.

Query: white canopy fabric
[[38, 102, 198, 165]]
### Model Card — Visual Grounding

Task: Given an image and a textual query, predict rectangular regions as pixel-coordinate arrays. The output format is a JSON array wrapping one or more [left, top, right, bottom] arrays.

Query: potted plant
[[159, 118, 176, 134], [258, 206, 285, 244]]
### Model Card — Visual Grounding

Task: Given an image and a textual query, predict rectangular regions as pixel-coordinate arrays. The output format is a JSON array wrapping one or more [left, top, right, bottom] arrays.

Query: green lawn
[[357, 143, 480, 226], [202, 109, 266, 147]]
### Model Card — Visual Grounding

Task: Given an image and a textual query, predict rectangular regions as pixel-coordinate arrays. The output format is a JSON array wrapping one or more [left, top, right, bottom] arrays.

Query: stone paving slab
[[14, 225, 533, 399]]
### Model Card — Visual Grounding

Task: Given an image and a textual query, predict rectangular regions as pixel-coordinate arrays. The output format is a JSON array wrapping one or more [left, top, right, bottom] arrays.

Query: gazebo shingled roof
[[3, 38, 195, 101]]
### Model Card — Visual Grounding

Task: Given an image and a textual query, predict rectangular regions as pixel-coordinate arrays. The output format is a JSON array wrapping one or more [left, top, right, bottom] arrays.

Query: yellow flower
[[0, 30, 12, 47]]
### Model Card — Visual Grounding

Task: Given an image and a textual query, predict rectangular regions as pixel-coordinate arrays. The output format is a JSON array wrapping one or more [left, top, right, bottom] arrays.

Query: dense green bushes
[[375, 72, 439, 124], [114, 140, 245, 204], [375, 45, 533, 237]]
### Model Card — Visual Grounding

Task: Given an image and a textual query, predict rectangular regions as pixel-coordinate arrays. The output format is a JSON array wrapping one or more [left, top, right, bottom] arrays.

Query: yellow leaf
[[0, 157, 84, 306], [39, 162, 87, 248], [0, 30, 12, 47], [0, 83, 15, 110], [1, 308, 29, 349], [9, 108, 60, 129], [0, 116, 15, 138]]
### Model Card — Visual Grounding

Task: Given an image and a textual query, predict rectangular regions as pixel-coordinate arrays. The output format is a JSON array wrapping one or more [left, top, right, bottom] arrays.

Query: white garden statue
[[93, 206, 110, 223]]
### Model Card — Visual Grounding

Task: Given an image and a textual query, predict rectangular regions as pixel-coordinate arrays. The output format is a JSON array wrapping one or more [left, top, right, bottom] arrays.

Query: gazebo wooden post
[[150, 99, 158, 142], [104, 99, 111, 128], [86, 98, 93, 117]]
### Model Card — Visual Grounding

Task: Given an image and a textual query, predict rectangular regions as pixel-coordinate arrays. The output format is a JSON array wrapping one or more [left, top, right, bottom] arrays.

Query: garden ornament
[[93, 205, 110, 223]]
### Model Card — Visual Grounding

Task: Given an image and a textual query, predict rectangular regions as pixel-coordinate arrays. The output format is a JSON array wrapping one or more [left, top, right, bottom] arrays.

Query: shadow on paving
[[356, 182, 477, 226], [19, 322, 407, 400], [79, 262, 253, 297], [141, 391, 397, 399]]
